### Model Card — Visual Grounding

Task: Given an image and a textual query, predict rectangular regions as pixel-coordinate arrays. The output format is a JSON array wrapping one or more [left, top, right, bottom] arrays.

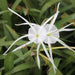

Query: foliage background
[[0, 0, 75, 75]]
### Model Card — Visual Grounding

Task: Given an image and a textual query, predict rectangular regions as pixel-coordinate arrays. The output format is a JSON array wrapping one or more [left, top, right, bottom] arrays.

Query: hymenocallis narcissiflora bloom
[[3, 3, 75, 73]]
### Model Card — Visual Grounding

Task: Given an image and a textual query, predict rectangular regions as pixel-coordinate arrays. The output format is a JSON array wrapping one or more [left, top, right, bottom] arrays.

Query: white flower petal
[[45, 24, 58, 32], [57, 2, 60, 11], [59, 23, 74, 32], [43, 15, 54, 26], [15, 23, 38, 26], [51, 36, 75, 52], [42, 43, 50, 59], [3, 34, 31, 55], [41, 43, 57, 73], [59, 29, 75, 31], [28, 25, 46, 44], [49, 3, 60, 28], [44, 37, 57, 44], [28, 25, 40, 43], [12, 40, 34, 52], [43, 3, 60, 27], [48, 41, 57, 73], [8, 8, 29, 24], [8, 8, 36, 32], [15, 23, 28, 26], [44, 24, 59, 44], [37, 43, 41, 69], [48, 42, 53, 58]]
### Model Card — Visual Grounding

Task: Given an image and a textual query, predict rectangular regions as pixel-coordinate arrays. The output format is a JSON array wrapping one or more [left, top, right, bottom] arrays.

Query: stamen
[[36, 34, 39, 37], [47, 33, 50, 36]]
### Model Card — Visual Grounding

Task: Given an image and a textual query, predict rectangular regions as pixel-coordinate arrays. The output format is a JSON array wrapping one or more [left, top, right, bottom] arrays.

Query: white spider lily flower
[[3, 3, 61, 73], [4, 23, 47, 69], [3, 6, 57, 72], [41, 3, 60, 73], [43, 23, 75, 72], [42, 2, 75, 73], [13, 3, 60, 73], [3, 2, 75, 74]]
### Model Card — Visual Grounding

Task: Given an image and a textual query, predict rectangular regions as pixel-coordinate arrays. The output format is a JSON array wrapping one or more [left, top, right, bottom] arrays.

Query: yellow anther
[[47, 33, 50, 36], [36, 34, 39, 37]]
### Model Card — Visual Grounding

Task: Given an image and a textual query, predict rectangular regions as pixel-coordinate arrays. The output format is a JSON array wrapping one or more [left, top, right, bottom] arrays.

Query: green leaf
[[48, 58, 62, 75], [13, 70, 33, 75], [4, 53, 14, 72], [54, 58, 61, 67], [0, 50, 31, 72], [0, 10, 8, 15], [5, 62, 34, 75], [56, 69, 63, 75], [12, 0, 22, 10], [0, 55, 4, 60], [40, 0, 61, 16], [71, 0, 75, 7], [53, 49, 68, 58], [13, 50, 24, 59], [0, 20, 7, 24], [64, 50, 75, 59], [23, 0, 40, 9], [0, 40, 33, 46], [0, 36, 6, 42], [60, 5, 73, 13], [33, 67, 41, 75], [5, 25, 19, 39], [14, 50, 31, 64], [60, 56, 74, 70], [0, 72, 2, 75], [30, 8, 40, 13], [0, 0, 11, 25], [56, 13, 75, 28], [3, 24, 13, 40], [66, 67, 75, 75], [1, 24, 19, 40], [2, 25, 24, 58], [59, 50, 75, 70], [0, 47, 1, 53]]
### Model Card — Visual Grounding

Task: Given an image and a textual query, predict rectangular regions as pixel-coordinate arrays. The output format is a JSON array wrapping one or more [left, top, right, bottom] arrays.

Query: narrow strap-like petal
[[43, 3, 60, 27], [59, 29, 75, 32], [37, 43, 41, 69], [49, 3, 60, 26], [15, 23, 38, 26], [59, 23, 74, 32], [8, 8, 36, 32], [8, 8, 29, 24], [43, 15, 54, 26], [48, 42, 56, 73], [12, 40, 33, 52], [41, 42, 57, 73], [3, 34, 31, 55], [15, 23, 29, 26], [48, 42, 53, 59], [51, 36, 75, 52]]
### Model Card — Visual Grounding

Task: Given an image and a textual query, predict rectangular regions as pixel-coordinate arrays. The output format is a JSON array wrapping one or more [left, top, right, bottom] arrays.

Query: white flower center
[[47, 33, 51, 36], [44, 24, 59, 44], [36, 34, 39, 37], [28, 25, 46, 44]]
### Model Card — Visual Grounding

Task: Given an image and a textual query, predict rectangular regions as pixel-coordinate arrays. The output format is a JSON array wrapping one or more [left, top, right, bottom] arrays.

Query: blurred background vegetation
[[0, 0, 75, 75]]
